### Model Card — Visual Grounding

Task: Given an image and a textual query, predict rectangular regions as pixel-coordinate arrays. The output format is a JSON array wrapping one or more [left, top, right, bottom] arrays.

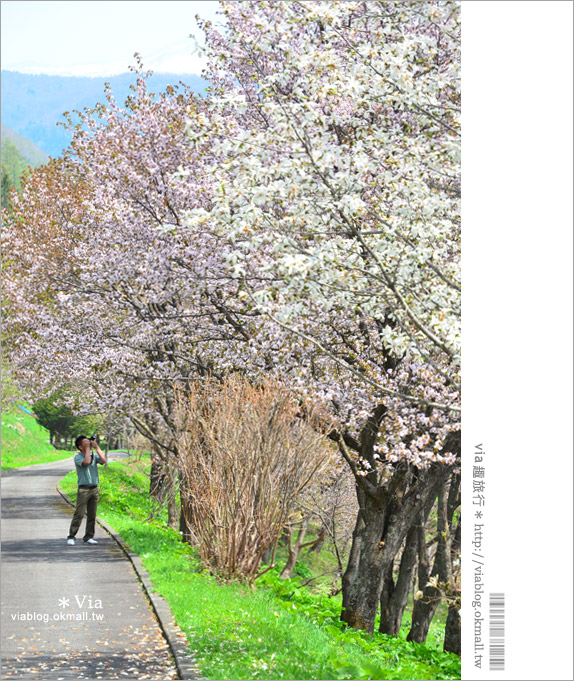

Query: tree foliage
[[33, 388, 103, 445]]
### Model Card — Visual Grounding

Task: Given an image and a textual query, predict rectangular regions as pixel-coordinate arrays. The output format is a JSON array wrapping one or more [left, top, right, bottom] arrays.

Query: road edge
[[56, 482, 201, 681]]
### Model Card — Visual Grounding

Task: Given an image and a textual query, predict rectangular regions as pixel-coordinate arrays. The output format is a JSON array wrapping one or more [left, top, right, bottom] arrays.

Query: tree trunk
[[340, 499, 390, 633], [379, 487, 439, 636], [341, 463, 448, 635], [178, 470, 193, 543], [341, 498, 417, 634], [378, 562, 396, 632], [341, 494, 366, 621], [408, 482, 448, 642], [336, 412, 459, 637], [309, 526, 327, 554], [444, 603, 461, 655], [280, 516, 311, 579], [444, 487, 461, 655], [165, 454, 179, 530], [379, 520, 418, 636], [262, 545, 273, 565], [149, 447, 166, 500], [408, 472, 461, 644]]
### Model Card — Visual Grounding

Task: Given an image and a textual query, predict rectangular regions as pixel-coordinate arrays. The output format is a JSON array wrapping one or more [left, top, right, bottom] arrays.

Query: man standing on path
[[67, 435, 106, 545]]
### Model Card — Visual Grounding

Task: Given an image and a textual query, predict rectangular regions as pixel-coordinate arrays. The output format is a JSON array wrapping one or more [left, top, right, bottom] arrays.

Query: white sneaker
[[67, 538, 75, 545], [85, 538, 98, 544]]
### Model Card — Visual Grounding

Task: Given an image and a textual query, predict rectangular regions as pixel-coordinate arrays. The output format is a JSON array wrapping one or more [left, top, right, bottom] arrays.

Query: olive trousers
[[67, 487, 99, 541]]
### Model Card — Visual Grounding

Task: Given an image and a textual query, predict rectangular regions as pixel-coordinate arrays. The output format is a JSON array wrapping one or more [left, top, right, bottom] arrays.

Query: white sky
[[1, 1, 223, 76]]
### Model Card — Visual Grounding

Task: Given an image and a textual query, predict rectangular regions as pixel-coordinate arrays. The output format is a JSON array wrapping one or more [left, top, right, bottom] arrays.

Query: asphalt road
[[0, 456, 179, 680]]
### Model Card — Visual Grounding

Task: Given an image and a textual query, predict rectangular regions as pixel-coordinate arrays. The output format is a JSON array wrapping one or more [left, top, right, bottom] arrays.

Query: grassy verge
[[1, 411, 74, 469], [60, 456, 461, 680]]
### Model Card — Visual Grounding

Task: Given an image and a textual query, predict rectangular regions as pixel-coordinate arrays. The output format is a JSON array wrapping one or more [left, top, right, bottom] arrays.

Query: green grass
[[60, 457, 461, 680], [1, 410, 74, 469]]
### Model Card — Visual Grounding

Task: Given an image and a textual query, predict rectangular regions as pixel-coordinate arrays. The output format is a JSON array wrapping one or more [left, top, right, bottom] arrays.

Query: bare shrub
[[175, 377, 332, 580]]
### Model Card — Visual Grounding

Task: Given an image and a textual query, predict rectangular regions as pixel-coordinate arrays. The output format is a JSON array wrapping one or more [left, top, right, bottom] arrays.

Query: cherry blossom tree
[[182, 0, 461, 634], [2, 70, 254, 528], [6, 71, 223, 409]]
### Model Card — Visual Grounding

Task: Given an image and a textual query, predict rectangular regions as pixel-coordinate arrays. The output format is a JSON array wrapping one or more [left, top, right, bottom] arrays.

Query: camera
[[89, 435, 96, 441]]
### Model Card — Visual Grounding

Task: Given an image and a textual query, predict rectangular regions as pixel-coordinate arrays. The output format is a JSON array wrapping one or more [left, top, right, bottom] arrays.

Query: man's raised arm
[[93, 441, 107, 465]]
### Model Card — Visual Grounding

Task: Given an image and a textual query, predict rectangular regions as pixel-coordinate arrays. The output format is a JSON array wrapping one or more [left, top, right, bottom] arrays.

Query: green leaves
[[258, 566, 460, 679]]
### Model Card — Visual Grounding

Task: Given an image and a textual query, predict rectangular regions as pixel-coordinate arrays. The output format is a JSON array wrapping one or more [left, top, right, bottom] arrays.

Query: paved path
[[1, 457, 179, 679]]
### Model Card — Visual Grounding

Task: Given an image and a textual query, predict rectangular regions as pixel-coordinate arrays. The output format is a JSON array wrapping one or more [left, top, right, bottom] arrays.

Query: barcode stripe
[[489, 592, 505, 671]]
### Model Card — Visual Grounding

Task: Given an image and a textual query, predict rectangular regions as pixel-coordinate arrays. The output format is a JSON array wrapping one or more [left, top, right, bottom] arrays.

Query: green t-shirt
[[74, 452, 101, 486]]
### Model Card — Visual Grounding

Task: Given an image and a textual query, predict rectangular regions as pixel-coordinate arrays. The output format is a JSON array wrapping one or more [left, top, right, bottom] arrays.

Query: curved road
[[1, 456, 178, 679]]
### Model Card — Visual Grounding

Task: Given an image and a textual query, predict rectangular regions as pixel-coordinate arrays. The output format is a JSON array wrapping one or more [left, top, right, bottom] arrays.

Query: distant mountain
[[0, 70, 207, 158], [1, 124, 49, 166]]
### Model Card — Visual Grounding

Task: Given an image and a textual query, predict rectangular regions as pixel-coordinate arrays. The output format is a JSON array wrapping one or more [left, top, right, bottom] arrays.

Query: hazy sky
[[1, 1, 223, 76]]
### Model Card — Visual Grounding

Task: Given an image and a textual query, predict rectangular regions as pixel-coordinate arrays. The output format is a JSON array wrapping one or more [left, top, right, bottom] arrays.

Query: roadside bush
[[176, 378, 332, 580]]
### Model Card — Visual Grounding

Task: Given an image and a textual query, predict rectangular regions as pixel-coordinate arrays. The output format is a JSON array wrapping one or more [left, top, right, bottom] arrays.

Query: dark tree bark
[[378, 562, 396, 633], [341, 461, 450, 634], [341, 492, 366, 621], [444, 603, 461, 655], [379, 491, 437, 636], [408, 472, 460, 643], [408, 481, 448, 642], [444, 497, 461, 655], [331, 406, 460, 636]]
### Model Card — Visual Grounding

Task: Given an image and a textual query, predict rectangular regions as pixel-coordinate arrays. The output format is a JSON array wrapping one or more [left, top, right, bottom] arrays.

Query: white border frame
[[462, 2, 573, 679]]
